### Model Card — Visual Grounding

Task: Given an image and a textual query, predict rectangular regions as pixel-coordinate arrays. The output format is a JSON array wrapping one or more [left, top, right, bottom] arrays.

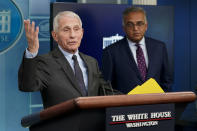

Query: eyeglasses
[[125, 21, 146, 28]]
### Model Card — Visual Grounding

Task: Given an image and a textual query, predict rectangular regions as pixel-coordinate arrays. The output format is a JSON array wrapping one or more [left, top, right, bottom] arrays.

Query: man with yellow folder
[[102, 6, 173, 93]]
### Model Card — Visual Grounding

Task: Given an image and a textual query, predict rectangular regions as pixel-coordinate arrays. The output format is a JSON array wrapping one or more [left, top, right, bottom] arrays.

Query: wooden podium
[[21, 92, 196, 131]]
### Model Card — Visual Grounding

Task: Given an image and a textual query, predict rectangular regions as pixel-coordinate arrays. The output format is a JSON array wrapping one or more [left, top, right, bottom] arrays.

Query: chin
[[131, 39, 140, 43], [70, 47, 78, 52], [134, 37, 143, 42]]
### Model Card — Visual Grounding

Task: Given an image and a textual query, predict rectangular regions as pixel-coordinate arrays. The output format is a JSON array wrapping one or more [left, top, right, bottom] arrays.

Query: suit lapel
[[122, 38, 143, 81], [145, 38, 154, 79], [51, 48, 84, 95]]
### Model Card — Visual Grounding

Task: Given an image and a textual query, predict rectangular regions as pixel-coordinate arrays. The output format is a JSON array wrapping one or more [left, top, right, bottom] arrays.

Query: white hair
[[53, 11, 82, 32]]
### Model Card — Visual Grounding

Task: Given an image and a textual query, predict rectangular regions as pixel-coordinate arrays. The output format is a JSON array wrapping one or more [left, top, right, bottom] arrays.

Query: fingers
[[34, 26, 40, 49], [35, 25, 39, 38], [24, 19, 39, 53], [31, 21, 35, 36], [24, 19, 30, 35], [24, 20, 39, 37]]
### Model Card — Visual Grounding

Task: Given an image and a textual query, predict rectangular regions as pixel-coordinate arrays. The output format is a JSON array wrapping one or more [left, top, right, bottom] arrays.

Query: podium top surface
[[40, 92, 196, 119], [75, 91, 196, 108]]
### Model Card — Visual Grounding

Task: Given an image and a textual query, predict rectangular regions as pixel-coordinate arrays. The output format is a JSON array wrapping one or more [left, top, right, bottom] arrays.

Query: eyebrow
[[62, 24, 81, 28], [127, 20, 145, 23]]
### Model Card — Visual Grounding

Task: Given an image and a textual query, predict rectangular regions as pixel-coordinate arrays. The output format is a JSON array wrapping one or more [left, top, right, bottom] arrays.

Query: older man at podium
[[18, 11, 121, 109]]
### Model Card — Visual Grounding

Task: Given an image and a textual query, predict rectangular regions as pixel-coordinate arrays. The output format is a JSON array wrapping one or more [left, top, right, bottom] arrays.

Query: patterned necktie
[[72, 55, 87, 96], [136, 44, 147, 81]]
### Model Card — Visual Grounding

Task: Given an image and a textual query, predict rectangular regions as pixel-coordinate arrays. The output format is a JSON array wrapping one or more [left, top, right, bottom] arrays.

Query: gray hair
[[122, 6, 147, 26], [53, 11, 82, 32]]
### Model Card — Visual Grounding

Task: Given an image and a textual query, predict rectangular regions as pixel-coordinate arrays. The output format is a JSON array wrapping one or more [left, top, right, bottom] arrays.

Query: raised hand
[[24, 20, 39, 53]]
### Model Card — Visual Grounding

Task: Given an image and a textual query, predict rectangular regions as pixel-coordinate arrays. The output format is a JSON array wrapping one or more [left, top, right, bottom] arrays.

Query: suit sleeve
[[18, 54, 48, 92], [160, 44, 173, 92]]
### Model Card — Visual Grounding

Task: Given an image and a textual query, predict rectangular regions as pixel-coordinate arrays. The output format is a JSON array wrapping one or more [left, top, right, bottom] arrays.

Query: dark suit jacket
[[18, 47, 118, 109], [102, 37, 173, 94]]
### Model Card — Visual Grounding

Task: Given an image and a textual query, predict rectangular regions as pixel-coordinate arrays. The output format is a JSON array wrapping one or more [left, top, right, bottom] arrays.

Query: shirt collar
[[127, 37, 145, 46], [58, 45, 79, 59]]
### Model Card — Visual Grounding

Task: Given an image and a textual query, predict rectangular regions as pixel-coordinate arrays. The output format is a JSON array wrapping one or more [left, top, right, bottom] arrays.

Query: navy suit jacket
[[102, 37, 173, 94]]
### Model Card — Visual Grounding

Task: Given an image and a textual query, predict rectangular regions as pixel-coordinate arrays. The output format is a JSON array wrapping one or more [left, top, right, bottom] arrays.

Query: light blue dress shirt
[[25, 45, 88, 90]]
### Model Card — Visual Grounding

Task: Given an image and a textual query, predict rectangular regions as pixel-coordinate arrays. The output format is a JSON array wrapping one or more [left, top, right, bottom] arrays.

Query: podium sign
[[106, 104, 175, 131], [21, 92, 196, 130]]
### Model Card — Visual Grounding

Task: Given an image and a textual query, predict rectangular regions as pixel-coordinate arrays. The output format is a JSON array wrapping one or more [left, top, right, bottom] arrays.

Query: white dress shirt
[[127, 37, 149, 68]]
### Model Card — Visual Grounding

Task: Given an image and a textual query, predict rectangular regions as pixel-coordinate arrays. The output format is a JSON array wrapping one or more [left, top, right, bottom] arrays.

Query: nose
[[70, 29, 76, 38], [133, 24, 139, 31]]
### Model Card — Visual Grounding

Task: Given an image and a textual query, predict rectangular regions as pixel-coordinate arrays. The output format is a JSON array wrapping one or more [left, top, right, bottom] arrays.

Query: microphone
[[107, 80, 114, 95], [100, 79, 114, 95], [102, 84, 106, 96]]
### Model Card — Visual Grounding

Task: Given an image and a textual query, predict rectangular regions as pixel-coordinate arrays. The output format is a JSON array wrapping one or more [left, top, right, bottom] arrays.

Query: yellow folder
[[128, 78, 165, 95]]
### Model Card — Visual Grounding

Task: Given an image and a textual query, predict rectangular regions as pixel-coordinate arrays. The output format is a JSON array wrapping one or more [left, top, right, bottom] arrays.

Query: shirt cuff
[[25, 48, 38, 58]]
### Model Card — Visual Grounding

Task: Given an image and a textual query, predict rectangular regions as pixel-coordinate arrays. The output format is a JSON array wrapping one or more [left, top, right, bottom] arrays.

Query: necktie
[[72, 55, 87, 96], [136, 44, 147, 81]]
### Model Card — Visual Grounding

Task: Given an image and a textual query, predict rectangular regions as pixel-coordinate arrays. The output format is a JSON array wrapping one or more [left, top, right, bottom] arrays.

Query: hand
[[24, 20, 39, 53]]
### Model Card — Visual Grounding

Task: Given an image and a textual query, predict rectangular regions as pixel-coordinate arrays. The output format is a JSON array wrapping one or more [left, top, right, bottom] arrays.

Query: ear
[[145, 22, 148, 31], [51, 31, 58, 42], [122, 25, 126, 32], [81, 28, 84, 37], [122, 25, 127, 34]]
